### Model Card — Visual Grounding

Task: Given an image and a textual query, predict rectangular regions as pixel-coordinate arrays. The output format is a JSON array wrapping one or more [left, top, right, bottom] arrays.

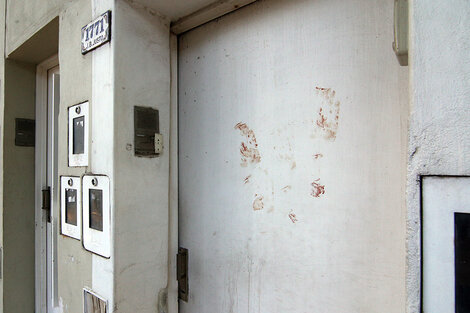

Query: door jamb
[[35, 54, 59, 313]]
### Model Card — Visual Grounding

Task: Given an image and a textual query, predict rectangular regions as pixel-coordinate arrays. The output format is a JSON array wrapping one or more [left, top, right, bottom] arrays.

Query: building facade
[[0, 0, 467, 312]]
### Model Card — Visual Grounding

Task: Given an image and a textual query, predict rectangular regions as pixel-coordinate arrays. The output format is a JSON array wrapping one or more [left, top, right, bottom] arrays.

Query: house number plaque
[[81, 11, 111, 54]]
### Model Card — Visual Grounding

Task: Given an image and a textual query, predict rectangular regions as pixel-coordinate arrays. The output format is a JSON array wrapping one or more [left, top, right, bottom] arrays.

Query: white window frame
[[35, 55, 60, 313]]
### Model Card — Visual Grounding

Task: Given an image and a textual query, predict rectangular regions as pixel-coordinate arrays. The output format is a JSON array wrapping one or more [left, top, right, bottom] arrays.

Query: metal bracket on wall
[[177, 247, 189, 302], [42, 187, 51, 223], [393, 0, 408, 66]]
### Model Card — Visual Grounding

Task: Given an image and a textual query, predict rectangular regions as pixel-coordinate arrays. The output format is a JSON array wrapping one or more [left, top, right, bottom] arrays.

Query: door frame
[[35, 55, 59, 313]]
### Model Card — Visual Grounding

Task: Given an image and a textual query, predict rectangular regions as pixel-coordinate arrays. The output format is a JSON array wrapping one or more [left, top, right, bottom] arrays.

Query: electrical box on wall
[[15, 118, 35, 147], [134, 106, 161, 157], [60, 176, 81, 240], [83, 175, 110, 258], [68, 101, 89, 167]]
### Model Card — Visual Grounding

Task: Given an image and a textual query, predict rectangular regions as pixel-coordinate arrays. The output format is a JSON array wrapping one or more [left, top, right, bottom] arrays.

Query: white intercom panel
[[68, 101, 89, 167], [60, 176, 81, 240], [83, 175, 110, 258]]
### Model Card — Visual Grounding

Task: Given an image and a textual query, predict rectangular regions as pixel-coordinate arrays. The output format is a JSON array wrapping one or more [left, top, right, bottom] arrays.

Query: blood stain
[[288, 211, 298, 224], [314, 87, 341, 141], [281, 185, 292, 192], [244, 175, 252, 184], [235, 123, 261, 166], [311, 179, 325, 198], [253, 195, 264, 211]]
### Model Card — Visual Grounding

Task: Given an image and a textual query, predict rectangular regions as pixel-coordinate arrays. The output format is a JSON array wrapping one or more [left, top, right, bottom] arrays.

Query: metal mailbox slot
[[83, 175, 110, 258], [68, 102, 89, 167], [60, 176, 82, 240]]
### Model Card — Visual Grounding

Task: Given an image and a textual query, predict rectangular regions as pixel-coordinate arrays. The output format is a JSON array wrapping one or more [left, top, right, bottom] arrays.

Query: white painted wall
[[0, 0, 414, 312], [407, 1, 470, 312], [178, 0, 408, 312]]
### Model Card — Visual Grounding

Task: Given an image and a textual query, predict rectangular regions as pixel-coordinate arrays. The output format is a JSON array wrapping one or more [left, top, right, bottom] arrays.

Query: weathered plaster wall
[[113, 0, 170, 311], [56, 0, 94, 311], [5, 0, 67, 56], [3, 60, 36, 313], [407, 1, 470, 312], [4, 0, 115, 311]]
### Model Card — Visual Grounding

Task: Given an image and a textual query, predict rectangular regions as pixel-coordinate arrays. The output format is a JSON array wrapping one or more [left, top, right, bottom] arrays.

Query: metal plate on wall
[[15, 118, 35, 146], [81, 11, 111, 54], [134, 106, 159, 157]]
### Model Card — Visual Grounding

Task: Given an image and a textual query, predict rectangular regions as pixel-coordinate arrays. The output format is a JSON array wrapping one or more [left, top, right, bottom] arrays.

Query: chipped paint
[[314, 87, 340, 140], [253, 195, 264, 211], [288, 211, 298, 223], [235, 122, 261, 166], [311, 179, 325, 198]]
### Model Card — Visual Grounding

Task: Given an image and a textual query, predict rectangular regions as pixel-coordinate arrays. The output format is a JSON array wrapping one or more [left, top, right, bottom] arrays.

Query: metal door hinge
[[177, 247, 189, 302], [42, 187, 51, 222]]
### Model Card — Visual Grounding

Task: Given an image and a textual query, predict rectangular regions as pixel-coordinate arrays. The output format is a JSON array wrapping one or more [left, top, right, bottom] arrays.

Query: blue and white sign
[[81, 11, 111, 54]]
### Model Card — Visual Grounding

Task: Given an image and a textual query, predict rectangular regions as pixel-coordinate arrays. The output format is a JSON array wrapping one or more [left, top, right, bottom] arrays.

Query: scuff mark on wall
[[157, 288, 168, 313], [253, 194, 264, 211], [311, 179, 325, 198], [314, 153, 323, 159], [314, 87, 340, 140], [235, 122, 261, 166]]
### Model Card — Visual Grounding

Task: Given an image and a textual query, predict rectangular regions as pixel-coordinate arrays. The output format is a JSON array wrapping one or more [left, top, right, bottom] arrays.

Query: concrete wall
[[5, 0, 64, 56], [3, 0, 171, 312], [407, 1, 470, 312], [3, 60, 36, 313], [56, 0, 94, 311], [113, 1, 170, 311]]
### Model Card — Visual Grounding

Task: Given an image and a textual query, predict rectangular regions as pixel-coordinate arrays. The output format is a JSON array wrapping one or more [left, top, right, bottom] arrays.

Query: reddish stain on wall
[[314, 153, 323, 159], [288, 211, 298, 224], [244, 175, 252, 184], [253, 195, 264, 211], [281, 185, 292, 192], [311, 179, 325, 198], [315, 87, 340, 140], [235, 123, 261, 166]]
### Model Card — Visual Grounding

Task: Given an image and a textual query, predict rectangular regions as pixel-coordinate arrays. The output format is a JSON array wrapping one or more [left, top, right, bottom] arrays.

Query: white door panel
[[178, 0, 406, 312]]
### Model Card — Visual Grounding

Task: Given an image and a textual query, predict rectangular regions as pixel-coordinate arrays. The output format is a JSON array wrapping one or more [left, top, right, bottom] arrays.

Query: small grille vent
[[83, 289, 107, 313]]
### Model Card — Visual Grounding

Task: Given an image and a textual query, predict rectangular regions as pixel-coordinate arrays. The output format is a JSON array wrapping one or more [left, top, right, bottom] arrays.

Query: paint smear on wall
[[235, 122, 261, 166], [311, 179, 325, 198], [315, 87, 340, 140], [253, 194, 264, 211]]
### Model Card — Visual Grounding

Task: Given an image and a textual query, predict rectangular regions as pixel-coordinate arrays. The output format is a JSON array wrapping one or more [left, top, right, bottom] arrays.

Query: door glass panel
[[65, 189, 78, 226], [455, 213, 470, 313], [73, 116, 85, 154], [89, 189, 103, 231]]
